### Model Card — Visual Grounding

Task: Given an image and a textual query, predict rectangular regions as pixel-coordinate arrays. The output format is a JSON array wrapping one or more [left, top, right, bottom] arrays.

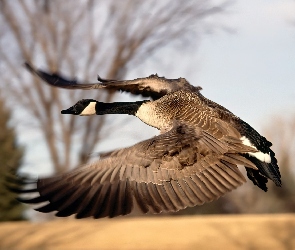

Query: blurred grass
[[0, 214, 294, 250]]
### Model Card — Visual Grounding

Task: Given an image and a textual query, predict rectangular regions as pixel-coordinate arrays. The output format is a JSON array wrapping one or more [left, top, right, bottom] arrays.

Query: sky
[[194, 0, 295, 129], [19, 0, 295, 175]]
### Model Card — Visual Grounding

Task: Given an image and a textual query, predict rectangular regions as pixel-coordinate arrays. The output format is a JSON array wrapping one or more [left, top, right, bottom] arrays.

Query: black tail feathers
[[244, 149, 281, 191]]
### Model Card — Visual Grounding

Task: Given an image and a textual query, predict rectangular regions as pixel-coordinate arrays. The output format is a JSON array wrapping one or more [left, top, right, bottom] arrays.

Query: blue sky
[[195, 0, 295, 128], [20, 0, 295, 174]]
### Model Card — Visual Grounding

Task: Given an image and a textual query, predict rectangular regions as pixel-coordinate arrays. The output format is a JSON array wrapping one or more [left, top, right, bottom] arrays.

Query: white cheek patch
[[241, 136, 271, 163], [80, 102, 96, 116]]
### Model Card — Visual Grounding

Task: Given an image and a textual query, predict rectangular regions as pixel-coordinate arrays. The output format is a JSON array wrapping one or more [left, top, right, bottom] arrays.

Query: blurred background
[[0, 0, 295, 227]]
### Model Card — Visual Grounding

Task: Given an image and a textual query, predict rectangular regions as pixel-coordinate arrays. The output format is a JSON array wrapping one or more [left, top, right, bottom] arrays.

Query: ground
[[0, 214, 294, 250]]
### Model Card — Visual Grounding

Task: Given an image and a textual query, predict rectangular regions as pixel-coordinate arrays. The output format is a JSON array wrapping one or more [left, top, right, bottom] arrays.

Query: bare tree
[[0, 0, 229, 174]]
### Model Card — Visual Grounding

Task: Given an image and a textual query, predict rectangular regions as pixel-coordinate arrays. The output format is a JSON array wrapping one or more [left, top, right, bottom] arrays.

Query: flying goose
[[16, 63, 281, 218]]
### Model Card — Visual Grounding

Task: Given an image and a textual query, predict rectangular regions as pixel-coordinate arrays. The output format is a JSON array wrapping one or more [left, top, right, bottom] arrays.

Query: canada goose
[[16, 63, 281, 219]]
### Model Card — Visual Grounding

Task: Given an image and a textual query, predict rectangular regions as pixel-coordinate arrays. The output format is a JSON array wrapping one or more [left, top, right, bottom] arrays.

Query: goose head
[[61, 99, 97, 116]]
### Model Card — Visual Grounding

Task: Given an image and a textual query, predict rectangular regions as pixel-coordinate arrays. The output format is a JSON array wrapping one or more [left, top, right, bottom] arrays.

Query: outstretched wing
[[14, 123, 256, 219], [25, 62, 96, 90], [25, 62, 199, 100]]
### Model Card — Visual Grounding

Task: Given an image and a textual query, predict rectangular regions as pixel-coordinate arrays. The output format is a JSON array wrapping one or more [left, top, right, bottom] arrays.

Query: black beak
[[61, 106, 78, 115]]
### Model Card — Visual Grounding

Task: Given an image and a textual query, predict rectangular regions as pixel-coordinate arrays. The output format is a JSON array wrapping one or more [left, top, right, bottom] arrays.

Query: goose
[[16, 62, 281, 219]]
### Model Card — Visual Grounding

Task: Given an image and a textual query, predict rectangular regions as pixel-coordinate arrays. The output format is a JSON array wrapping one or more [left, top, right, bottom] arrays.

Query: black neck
[[95, 100, 149, 115]]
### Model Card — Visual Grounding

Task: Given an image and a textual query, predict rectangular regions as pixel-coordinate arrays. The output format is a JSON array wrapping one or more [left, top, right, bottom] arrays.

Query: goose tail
[[241, 135, 281, 191]]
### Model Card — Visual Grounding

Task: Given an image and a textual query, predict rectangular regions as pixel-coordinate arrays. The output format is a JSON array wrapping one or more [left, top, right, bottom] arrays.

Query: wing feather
[[75, 185, 103, 218], [55, 187, 90, 217], [93, 183, 111, 219], [134, 182, 153, 213], [100, 181, 120, 218], [15, 122, 254, 218], [155, 184, 177, 212], [170, 180, 194, 207], [207, 166, 236, 190], [202, 169, 230, 193], [146, 182, 167, 212], [162, 181, 184, 210], [25, 62, 197, 100], [177, 179, 203, 205], [183, 177, 208, 204]]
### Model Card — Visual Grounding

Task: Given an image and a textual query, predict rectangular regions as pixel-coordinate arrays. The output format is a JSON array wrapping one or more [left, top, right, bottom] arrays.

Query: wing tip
[[24, 61, 36, 73], [97, 75, 110, 83]]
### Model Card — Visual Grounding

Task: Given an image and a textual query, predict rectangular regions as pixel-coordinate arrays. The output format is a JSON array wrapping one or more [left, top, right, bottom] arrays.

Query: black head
[[61, 99, 97, 115]]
